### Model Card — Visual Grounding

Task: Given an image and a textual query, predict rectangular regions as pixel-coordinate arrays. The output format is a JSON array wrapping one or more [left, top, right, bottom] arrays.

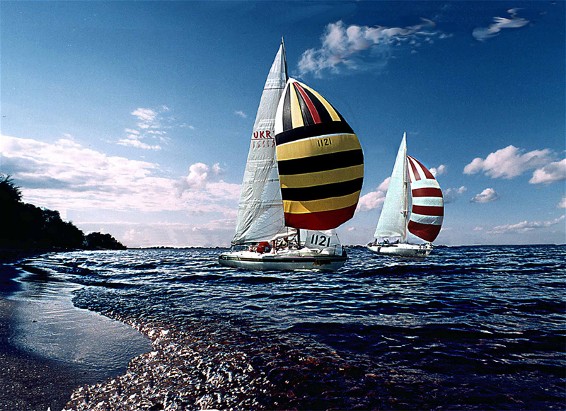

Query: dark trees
[[0, 174, 125, 250]]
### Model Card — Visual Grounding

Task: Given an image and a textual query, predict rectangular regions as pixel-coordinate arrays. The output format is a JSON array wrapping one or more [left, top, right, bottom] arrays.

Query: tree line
[[0, 174, 125, 251]]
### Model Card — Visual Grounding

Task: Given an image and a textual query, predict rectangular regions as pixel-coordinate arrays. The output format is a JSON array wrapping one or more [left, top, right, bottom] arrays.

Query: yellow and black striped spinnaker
[[274, 78, 364, 230]]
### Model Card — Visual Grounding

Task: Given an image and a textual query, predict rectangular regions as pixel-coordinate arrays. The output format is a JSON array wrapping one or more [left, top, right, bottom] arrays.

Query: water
[[9, 270, 152, 376], [10, 245, 566, 409]]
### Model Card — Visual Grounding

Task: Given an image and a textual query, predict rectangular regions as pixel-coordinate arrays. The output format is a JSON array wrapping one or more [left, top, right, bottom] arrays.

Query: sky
[[1, 1, 564, 247]]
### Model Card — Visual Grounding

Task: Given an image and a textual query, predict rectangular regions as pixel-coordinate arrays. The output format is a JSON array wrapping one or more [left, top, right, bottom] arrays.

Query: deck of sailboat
[[367, 242, 432, 257], [218, 248, 347, 271]]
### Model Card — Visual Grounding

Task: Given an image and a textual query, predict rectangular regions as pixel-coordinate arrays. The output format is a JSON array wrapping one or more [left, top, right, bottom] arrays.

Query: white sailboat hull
[[218, 248, 347, 271], [367, 242, 432, 257]]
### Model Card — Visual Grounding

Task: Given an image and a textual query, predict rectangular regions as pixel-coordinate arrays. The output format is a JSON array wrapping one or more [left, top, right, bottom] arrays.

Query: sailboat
[[218, 40, 364, 271], [367, 133, 443, 257]]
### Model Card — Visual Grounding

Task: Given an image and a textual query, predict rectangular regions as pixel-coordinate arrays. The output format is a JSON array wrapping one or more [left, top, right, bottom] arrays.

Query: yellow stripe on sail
[[283, 191, 361, 214], [301, 83, 341, 121], [290, 85, 304, 129], [279, 165, 364, 189], [276, 134, 361, 161]]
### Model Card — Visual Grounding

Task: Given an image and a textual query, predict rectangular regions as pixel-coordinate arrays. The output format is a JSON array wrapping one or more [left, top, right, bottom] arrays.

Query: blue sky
[[1, 1, 564, 247]]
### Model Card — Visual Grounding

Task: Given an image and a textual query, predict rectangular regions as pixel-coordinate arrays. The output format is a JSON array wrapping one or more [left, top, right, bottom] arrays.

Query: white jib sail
[[232, 42, 288, 244], [374, 133, 409, 241]]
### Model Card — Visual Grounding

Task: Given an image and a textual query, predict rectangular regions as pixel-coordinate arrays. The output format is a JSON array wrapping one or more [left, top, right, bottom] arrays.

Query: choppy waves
[[16, 245, 566, 410]]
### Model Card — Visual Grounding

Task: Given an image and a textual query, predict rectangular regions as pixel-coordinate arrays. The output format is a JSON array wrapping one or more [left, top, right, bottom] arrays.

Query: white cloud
[[234, 110, 247, 119], [176, 162, 241, 211], [488, 215, 565, 235], [529, 159, 566, 184], [430, 164, 446, 177], [117, 135, 161, 150], [131, 108, 157, 123], [471, 187, 499, 203], [212, 163, 223, 175], [464, 145, 553, 179], [472, 8, 529, 41], [89, 220, 237, 248], [118, 106, 178, 150], [444, 185, 467, 204], [357, 177, 389, 211], [298, 19, 447, 77], [0, 134, 241, 246], [559, 197, 566, 209], [183, 163, 210, 190]]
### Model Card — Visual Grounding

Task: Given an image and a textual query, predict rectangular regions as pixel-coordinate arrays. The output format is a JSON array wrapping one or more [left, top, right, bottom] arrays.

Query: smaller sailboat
[[368, 133, 443, 257]]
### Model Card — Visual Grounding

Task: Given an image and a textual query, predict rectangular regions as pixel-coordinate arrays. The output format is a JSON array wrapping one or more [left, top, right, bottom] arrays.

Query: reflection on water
[[8, 267, 151, 378], [9, 246, 566, 410]]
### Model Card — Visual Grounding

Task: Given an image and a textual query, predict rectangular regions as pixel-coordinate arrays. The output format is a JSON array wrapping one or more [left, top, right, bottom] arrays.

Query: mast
[[281, 37, 289, 82], [401, 132, 409, 242]]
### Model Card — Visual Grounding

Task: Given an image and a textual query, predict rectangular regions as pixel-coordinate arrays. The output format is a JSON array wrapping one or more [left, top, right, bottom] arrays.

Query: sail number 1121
[[317, 138, 332, 147], [310, 234, 330, 247]]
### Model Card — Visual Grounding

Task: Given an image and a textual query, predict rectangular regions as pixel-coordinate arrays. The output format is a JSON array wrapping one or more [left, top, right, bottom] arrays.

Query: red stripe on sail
[[407, 156, 421, 181], [412, 205, 444, 216], [408, 220, 441, 243], [408, 156, 435, 180], [284, 204, 357, 230], [412, 187, 443, 198], [294, 83, 321, 124]]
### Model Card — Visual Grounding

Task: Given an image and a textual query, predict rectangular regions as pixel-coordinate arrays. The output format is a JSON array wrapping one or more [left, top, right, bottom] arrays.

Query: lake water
[[10, 245, 566, 409]]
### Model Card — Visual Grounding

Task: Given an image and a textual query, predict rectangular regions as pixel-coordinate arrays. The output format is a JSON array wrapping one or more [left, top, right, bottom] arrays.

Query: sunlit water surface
[[13, 245, 566, 409]]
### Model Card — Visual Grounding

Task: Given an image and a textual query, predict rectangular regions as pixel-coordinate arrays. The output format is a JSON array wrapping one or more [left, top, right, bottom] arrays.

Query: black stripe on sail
[[276, 121, 355, 146], [282, 86, 293, 132], [278, 149, 364, 175], [281, 177, 364, 201], [295, 85, 315, 127], [302, 87, 333, 124]]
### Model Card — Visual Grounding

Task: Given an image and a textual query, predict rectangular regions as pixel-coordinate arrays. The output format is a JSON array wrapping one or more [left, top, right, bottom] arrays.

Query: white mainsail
[[374, 132, 409, 241], [232, 42, 289, 244]]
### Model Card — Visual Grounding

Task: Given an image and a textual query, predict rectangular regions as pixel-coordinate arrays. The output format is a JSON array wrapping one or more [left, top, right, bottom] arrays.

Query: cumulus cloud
[[357, 177, 389, 211], [298, 19, 447, 77], [0, 135, 240, 223], [0, 134, 174, 211], [464, 145, 553, 179], [529, 159, 566, 184], [234, 110, 247, 119], [430, 164, 446, 177], [472, 8, 529, 41], [178, 162, 229, 192], [184, 163, 210, 189], [488, 215, 565, 235], [444, 186, 467, 204], [471, 188, 499, 203]]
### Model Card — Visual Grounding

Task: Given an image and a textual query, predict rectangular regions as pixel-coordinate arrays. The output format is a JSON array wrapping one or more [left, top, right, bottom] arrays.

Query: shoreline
[[0, 260, 152, 410]]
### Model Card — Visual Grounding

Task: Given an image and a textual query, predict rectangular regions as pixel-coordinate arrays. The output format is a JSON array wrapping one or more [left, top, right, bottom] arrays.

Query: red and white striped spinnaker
[[407, 156, 444, 242]]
